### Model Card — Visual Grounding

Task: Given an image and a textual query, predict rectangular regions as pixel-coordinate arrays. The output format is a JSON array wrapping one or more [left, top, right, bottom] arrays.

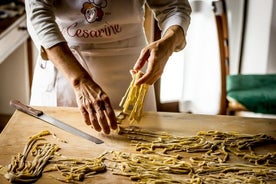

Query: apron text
[[61, 22, 122, 38]]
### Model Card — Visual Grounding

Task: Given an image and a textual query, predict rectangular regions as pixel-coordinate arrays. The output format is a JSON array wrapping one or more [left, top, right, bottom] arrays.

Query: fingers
[[93, 99, 110, 134], [134, 41, 169, 85], [79, 104, 102, 131], [80, 106, 91, 125], [103, 99, 118, 130], [133, 48, 150, 71], [134, 53, 160, 85], [79, 95, 118, 135], [133, 45, 162, 85], [88, 104, 102, 132]]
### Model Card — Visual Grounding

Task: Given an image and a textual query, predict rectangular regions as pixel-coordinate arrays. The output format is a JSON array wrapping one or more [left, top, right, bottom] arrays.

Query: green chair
[[227, 74, 276, 114]]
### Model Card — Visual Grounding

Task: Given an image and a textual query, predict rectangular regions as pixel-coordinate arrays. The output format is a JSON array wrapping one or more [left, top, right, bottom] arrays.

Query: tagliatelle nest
[[1, 130, 59, 183]]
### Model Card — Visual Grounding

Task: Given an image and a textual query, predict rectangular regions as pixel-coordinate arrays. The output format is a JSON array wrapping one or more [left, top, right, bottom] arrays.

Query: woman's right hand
[[73, 76, 118, 134], [45, 42, 117, 134]]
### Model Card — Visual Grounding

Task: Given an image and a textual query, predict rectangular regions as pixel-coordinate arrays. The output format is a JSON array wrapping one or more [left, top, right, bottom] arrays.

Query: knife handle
[[10, 100, 43, 117]]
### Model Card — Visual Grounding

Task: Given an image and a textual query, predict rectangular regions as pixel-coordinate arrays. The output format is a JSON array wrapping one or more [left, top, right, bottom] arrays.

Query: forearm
[[44, 42, 90, 87], [161, 25, 186, 52]]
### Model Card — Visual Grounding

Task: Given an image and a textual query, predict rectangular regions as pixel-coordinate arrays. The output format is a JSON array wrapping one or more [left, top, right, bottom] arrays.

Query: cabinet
[[0, 13, 32, 129], [0, 14, 29, 64]]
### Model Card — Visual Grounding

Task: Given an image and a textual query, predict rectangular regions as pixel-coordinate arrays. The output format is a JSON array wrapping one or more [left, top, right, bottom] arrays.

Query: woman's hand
[[74, 76, 118, 134], [45, 42, 117, 134], [133, 25, 186, 85]]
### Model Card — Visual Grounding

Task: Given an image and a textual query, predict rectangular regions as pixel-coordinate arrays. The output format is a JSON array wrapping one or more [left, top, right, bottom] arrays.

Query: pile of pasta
[[1, 127, 275, 183]]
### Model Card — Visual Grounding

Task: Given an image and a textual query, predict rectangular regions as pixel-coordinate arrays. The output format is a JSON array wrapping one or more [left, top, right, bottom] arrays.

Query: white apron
[[30, 33, 157, 111]]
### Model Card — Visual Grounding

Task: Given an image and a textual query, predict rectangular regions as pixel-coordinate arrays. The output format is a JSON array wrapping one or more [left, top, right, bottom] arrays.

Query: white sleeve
[[146, 0, 192, 36], [25, 0, 66, 49]]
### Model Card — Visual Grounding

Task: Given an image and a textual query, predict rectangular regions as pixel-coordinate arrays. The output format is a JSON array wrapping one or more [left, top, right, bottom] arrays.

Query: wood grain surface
[[0, 107, 276, 183]]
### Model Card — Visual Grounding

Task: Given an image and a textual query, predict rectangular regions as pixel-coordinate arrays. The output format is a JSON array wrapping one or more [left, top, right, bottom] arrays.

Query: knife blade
[[9, 100, 104, 144]]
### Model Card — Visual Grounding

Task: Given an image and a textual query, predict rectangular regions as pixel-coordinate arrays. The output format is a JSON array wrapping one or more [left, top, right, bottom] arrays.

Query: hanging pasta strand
[[119, 71, 149, 123]]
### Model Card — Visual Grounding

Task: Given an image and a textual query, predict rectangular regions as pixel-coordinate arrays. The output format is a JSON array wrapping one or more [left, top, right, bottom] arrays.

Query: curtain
[[160, 0, 221, 114], [160, 0, 246, 115], [179, 0, 221, 114]]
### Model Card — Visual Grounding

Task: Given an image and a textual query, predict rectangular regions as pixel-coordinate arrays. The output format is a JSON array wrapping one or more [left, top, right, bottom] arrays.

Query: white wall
[[267, 1, 276, 73], [227, 0, 244, 74], [241, 0, 273, 74], [227, 0, 276, 74]]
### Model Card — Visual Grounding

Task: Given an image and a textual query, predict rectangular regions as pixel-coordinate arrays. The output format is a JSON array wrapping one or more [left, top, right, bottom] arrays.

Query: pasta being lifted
[[119, 71, 149, 123]]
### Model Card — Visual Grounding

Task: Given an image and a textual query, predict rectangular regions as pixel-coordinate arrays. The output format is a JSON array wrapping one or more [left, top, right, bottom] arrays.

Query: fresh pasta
[[119, 71, 149, 123]]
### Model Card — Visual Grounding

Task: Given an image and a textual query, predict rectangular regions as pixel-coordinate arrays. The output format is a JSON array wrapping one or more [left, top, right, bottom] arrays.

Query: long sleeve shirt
[[25, 0, 191, 50]]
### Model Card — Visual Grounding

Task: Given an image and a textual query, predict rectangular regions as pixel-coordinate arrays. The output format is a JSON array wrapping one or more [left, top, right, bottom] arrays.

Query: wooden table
[[0, 107, 276, 183]]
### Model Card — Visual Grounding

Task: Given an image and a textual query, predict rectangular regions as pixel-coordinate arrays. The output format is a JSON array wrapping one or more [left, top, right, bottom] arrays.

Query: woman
[[25, 0, 191, 134]]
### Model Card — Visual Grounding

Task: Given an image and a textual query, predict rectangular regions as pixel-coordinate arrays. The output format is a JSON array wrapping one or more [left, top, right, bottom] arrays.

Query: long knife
[[10, 100, 104, 144]]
